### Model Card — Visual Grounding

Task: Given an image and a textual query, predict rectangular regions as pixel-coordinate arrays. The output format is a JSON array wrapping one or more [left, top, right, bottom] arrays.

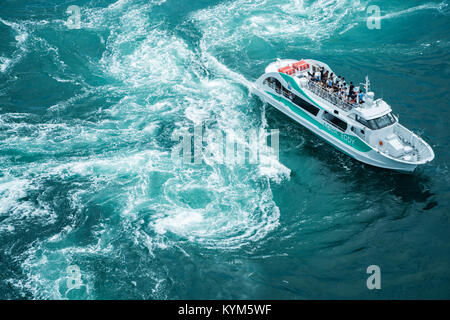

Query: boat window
[[373, 112, 396, 129], [356, 116, 376, 130], [356, 113, 396, 130], [265, 77, 282, 92], [323, 111, 347, 132], [282, 86, 292, 99], [292, 95, 320, 116]]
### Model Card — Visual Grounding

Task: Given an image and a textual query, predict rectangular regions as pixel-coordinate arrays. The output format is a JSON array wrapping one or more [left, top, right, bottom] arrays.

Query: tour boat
[[252, 58, 434, 172]]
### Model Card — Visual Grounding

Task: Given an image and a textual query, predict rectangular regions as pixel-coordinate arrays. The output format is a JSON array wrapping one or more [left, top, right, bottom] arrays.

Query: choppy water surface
[[0, 0, 449, 299]]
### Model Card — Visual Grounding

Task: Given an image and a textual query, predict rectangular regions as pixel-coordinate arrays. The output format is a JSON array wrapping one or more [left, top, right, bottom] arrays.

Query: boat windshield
[[356, 112, 396, 130]]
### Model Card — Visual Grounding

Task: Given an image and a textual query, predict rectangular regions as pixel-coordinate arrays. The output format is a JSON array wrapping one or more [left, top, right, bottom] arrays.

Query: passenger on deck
[[322, 70, 329, 86], [327, 77, 333, 88], [349, 82, 354, 95], [314, 70, 321, 82], [358, 90, 365, 104], [328, 73, 334, 85]]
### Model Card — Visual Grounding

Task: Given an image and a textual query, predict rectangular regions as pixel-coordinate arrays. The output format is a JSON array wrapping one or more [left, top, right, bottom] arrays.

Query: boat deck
[[304, 80, 354, 112]]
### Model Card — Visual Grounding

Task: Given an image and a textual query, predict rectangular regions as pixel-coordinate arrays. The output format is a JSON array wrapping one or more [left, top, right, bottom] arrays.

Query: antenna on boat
[[359, 76, 374, 107], [364, 75, 370, 93]]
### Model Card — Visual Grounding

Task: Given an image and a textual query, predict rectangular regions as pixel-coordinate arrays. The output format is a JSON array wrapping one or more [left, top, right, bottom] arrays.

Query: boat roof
[[353, 99, 392, 120]]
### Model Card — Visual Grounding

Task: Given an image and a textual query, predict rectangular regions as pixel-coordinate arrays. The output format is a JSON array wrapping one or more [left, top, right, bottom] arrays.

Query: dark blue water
[[0, 0, 449, 299]]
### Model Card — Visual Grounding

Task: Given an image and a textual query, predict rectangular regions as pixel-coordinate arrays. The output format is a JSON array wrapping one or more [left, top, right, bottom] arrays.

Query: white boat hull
[[251, 84, 419, 173]]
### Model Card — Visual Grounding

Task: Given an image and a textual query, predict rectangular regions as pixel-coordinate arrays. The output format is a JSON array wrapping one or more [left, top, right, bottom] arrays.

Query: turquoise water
[[0, 0, 449, 299]]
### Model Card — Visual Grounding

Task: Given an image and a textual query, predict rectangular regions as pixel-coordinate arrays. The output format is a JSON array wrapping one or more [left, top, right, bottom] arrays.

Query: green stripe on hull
[[265, 91, 372, 153]]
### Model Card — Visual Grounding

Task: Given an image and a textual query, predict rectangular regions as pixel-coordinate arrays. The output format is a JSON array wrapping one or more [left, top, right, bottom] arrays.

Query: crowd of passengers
[[307, 67, 365, 107]]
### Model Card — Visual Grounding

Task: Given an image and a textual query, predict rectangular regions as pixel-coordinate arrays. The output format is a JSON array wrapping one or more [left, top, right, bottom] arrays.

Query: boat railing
[[305, 80, 354, 112], [266, 78, 355, 112]]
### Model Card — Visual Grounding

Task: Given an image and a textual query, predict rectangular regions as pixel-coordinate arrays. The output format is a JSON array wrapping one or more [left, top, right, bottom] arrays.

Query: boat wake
[[0, 0, 290, 299]]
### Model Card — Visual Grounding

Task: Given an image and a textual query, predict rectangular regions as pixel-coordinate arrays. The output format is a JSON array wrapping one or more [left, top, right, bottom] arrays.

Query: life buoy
[[379, 140, 383, 146]]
